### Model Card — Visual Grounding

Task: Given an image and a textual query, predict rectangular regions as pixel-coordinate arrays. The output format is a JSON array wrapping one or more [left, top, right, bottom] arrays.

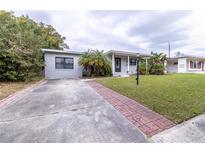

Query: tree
[[139, 52, 166, 75], [0, 11, 68, 81], [79, 49, 112, 77], [175, 51, 184, 57], [149, 52, 167, 75]]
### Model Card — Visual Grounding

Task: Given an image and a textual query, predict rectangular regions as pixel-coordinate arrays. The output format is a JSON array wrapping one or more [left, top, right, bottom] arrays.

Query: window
[[130, 58, 137, 65], [198, 62, 201, 69], [55, 57, 64, 69], [64, 58, 74, 69], [55, 57, 74, 69], [190, 60, 201, 69]]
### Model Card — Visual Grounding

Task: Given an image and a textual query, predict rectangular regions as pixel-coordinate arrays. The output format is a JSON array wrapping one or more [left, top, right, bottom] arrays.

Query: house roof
[[106, 50, 150, 57], [42, 48, 150, 57], [41, 48, 84, 55], [174, 55, 205, 60], [167, 58, 178, 62]]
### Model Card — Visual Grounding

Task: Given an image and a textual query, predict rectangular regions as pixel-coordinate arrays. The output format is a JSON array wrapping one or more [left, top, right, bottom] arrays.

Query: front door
[[115, 58, 121, 72]]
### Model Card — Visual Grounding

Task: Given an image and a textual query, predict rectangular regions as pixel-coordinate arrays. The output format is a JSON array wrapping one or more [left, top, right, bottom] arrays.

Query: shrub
[[149, 63, 165, 75], [139, 60, 149, 75], [0, 11, 67, 81], [139, 52, 166, 75], [79, 49, 112, 77], [0, 50, 31, 81]]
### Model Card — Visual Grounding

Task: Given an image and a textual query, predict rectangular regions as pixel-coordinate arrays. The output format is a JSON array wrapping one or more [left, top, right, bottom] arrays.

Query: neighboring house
[[167, 55, 205, 73], [43, 48, 205, 79], [42, 49, 149, 79]]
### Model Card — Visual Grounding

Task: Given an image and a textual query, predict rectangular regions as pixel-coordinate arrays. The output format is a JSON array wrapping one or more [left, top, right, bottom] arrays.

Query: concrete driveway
[[0, 79, 147, 143]]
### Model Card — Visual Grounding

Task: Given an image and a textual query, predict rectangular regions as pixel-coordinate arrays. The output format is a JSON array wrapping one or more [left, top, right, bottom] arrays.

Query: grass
[[96, 74, 205, 123], [0, 76, 43, 100]]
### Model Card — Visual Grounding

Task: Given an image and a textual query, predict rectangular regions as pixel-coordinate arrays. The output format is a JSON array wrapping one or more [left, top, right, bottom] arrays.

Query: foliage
[[139, 59, 149, 75], [97, 74, 205, 123], [149, 52, 166, 75], [149, 63, 165, 75], [140, 52, 166, 75], [0, 11, 68, 81], [79, 49, 112, 77], [0, 50, 25, 81], [175, 51, 185, 57]]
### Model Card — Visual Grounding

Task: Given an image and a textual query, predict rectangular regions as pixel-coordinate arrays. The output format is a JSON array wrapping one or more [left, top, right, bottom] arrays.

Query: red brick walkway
[[87, 80, 175, 137]]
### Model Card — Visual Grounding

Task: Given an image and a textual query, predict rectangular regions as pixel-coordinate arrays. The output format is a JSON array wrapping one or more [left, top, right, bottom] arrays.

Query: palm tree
[[149, 52, 167, 75], [79, 49, 112, 77], [149, 52, 166, 64]]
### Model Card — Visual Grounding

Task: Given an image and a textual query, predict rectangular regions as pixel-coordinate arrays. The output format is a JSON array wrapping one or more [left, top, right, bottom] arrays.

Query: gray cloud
[[128, 11, 191, 36], [14, 10, 205, 56], [127, 11, 192, 51], [193, 47, 205, 51]]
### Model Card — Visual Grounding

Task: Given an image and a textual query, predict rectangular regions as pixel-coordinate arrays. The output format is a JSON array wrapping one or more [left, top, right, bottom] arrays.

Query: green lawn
[[96, 74, 205, 123]]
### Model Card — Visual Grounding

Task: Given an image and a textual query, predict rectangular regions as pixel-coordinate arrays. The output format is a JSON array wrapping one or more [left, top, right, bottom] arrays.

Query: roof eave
[[41, 48, 84, 55], [177, 56, 205, 60], [106, 50, 150, 57]]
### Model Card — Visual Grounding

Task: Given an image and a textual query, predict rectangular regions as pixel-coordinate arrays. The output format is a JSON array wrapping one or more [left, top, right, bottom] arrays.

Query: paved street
[[151, 115, 205, 143]]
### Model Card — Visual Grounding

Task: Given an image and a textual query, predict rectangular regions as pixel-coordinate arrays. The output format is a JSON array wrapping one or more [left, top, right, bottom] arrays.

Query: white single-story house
[[43, 48, 205, 79], [42, 49, 149, 79], [166, 55, 205, 73]]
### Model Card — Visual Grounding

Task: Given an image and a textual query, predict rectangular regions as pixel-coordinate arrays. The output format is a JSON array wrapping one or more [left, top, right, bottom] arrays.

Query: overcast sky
[[14, 10, 205, 56]]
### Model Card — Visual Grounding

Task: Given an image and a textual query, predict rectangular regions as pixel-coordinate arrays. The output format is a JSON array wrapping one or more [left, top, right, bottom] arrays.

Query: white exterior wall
[[129, 62, 138, 74], [178, 58, 187, 73], [109, 55, 137, 76], [44, 53, 83, 79], [167, 61, 178, 73]]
